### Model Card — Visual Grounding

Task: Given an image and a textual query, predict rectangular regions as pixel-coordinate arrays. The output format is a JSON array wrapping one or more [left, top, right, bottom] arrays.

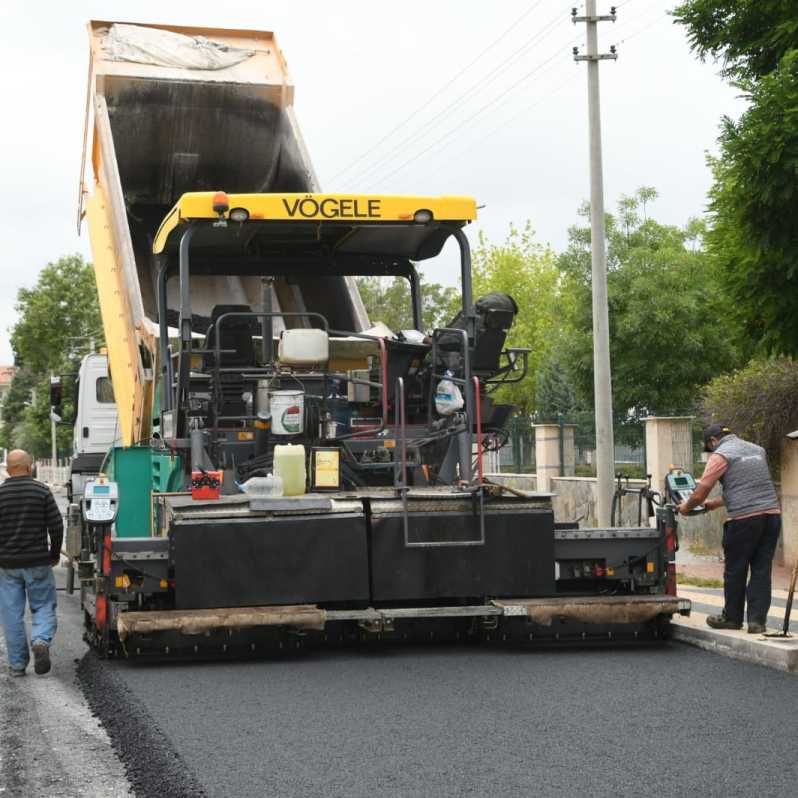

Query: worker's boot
[[31, 641, 51, 675], [747, 622, 767, 634], [706, 614, 742, 630], [8, 667, 26, 677]]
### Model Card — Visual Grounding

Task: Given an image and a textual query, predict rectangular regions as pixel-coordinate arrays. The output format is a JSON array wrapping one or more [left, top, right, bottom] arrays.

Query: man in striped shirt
[[0, 449, 63, 676]]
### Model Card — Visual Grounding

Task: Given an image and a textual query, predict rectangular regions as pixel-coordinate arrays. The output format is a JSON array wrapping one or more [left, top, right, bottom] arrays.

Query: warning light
[[646, 562, 655, 574], [212, 191, 230, 228], [212, 191, 230, 214]]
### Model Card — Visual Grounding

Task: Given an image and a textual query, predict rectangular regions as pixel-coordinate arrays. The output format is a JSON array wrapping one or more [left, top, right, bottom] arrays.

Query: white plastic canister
[[271, 390, 304, 435], [273, 444, 306, 496]]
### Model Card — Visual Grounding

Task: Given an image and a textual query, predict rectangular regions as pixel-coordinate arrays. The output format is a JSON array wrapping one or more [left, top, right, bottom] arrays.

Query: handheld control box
[[82, 478, 119, 526], [665, 469, 705, 513]]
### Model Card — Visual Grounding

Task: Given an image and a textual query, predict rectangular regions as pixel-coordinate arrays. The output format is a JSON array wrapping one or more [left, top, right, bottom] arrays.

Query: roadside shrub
[[702, 356, 798, 467]]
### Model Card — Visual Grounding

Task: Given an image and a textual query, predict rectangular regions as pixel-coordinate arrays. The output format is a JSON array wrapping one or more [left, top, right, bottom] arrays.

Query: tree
[[558, 189, 744, 420], [356, 273, 458, 333], [702, 356, 798, 468], [10, 254, 103, 373], [470, 223, 567, 414], [535, 350, 576, 418], [1, 255, 102, 456], [674, 2, 798, 355], [673, 1, 798, 81]]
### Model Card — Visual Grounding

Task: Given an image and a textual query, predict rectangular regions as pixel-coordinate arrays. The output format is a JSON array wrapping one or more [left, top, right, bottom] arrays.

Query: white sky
[[0, 0, 744, 363]]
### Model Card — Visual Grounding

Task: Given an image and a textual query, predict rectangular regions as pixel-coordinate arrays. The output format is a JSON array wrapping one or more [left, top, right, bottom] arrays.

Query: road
[[2, 572, 797, 798], [93, 631, 797, 798], [0, 565, 132, 798], [2, 488, 797, 797]]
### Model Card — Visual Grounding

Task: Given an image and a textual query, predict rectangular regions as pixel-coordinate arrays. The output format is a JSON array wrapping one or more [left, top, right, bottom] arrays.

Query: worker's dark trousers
[[722, 513, 781, 625]]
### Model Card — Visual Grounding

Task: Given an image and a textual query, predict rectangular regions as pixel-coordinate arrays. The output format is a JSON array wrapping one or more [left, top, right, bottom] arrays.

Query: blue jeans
[[0, 566, 58, 671]]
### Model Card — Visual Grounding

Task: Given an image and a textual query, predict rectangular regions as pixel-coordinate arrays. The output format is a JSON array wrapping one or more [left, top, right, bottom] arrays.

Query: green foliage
[[535, 350, 576, 419], [675, 2, 798, 356], [11, 254, 102, 373], [702, 356, 798, 466], [470, 223, 566, 413], [706, 53, 798, 354], [673, 1, 798, 80], [355, 273, 458, 333], [558, 189, 743, 420], [0, 255, 102, 457], [357, 226, 566, 415]]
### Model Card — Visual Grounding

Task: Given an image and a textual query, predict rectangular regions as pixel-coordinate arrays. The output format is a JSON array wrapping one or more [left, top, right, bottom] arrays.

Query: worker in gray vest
[[678, 423, 780, 632]]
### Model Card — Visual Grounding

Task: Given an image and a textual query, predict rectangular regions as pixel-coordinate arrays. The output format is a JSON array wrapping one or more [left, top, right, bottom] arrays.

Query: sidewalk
[[674, 549, 798, 672], [677, 548, 795, 590]]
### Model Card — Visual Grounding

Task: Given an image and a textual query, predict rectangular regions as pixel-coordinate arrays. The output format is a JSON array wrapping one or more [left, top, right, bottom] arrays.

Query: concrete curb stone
[[672, 616, 798, 672]]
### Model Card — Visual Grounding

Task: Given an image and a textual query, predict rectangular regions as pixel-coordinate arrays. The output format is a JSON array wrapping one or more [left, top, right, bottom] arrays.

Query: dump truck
[[65, 21, 689, 658]]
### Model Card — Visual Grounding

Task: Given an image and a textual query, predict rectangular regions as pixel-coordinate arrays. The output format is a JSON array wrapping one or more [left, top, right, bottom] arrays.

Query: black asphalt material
[[90, 642, 798, 798], [77, 652, 207, 798]]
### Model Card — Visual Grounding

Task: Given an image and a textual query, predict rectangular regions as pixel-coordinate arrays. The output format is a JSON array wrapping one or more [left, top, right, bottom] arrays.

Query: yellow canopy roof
[[152, 192, 477, 255]]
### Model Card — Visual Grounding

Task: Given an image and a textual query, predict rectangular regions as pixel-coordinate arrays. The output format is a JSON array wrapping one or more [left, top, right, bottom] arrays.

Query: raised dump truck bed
[[80, 21, 367, 446]]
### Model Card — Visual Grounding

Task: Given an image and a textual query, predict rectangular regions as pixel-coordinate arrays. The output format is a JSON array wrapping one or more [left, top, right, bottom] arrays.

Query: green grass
[[677, 575, 723, 589]]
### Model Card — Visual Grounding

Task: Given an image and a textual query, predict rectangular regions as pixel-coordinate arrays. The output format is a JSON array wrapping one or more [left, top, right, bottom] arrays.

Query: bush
[[702, 356, 798, 467]]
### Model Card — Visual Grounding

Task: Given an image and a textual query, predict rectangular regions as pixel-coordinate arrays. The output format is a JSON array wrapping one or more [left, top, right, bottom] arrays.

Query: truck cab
[[69, 352, 118, 502]]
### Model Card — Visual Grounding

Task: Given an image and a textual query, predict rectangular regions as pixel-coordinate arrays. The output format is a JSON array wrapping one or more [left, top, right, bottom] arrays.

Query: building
[[0, 365, 17, 423]]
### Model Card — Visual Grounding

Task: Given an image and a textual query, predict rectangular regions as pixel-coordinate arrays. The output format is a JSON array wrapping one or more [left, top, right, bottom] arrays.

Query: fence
[[503, 414, 646, 477], [36, 458, 70, 486]]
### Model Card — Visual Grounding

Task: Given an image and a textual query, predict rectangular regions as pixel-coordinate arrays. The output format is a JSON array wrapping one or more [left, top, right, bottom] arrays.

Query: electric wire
[[342, 6, 571, 188], [421, 70, 581, 183], [367, 31, 584, 187], [328, 0, 549, 183], [335, 2, 651, 189], [614, 12, 669, 45], [368, 2, 667, 188]]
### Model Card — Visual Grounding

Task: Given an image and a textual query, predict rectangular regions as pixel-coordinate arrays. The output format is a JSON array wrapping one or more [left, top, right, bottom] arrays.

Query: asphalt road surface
[[98, 636, 797, 798], [2, 487, 796, 797]]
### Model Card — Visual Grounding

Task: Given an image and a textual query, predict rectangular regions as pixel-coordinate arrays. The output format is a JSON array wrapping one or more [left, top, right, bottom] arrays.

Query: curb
[[672, 618, 798, 673]]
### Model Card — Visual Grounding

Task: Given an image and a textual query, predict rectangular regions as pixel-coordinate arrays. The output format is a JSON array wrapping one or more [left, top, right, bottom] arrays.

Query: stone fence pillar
[[644, 416, 694, 496], [780, 437, 798, 567], [534, 423, 576, 492]]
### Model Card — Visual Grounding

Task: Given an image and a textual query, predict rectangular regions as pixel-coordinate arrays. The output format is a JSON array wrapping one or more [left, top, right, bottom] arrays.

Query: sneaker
[[747, 622, 767, 634], [8, 667, 26, 677], [706, 614, 742, 630], [31, 640, 51, 675]]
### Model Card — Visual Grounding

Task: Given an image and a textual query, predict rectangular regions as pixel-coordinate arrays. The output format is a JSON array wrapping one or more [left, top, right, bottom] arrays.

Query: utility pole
[[51, 412, 57, 465], [572, 2, 617, 527]]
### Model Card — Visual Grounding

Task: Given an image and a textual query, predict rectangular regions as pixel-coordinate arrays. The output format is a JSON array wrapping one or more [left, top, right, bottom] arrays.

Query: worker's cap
[[703, 423, 731, 452]]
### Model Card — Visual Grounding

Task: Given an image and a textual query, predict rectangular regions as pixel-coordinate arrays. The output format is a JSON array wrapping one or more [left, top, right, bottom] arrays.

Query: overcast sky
[[0, 0, 744, 363]]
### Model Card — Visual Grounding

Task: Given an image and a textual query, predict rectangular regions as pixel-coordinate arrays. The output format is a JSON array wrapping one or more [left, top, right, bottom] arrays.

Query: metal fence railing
[[493, 413, 711, 478], [36, 458, 70, 486], [500, 414, 648, 476]]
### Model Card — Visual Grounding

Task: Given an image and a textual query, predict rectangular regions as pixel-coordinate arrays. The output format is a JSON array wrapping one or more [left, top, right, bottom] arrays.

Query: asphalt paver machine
[[71, 21, 689, 658]]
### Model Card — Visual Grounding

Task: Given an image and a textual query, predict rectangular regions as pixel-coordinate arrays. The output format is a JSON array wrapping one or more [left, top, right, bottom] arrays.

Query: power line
[[368, 34, 582, 186], [422, 72, 581, 183], [328, 0, 548, 183], [393, 2, 669, 189], [615, 12, 669, 45], [342, 6, 569, 188]]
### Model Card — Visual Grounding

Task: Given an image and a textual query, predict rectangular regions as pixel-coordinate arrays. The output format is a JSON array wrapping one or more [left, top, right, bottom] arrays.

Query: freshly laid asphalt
[[101, 639, 798, 798]]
